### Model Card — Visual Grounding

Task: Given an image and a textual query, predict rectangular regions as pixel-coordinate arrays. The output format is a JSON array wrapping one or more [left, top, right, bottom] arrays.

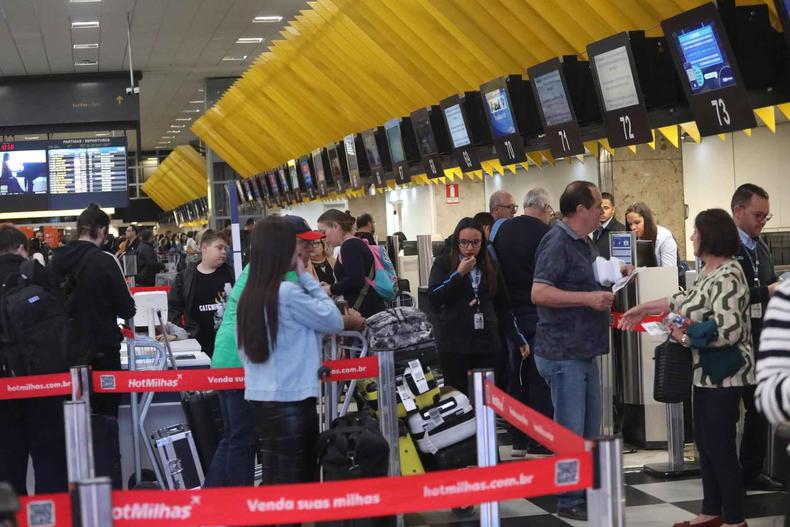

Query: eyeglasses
[[458, 239, 482, 248], [753, 212, 773, 223], [497, 204, 518, 212]]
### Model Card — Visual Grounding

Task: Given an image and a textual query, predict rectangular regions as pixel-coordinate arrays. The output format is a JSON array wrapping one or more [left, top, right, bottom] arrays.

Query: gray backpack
[[366, 307, 434, 352]]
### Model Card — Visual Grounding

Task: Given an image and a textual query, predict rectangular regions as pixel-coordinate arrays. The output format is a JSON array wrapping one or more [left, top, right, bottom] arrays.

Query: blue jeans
[[204, 390, 256, 487], [534, 356, 602, 509]]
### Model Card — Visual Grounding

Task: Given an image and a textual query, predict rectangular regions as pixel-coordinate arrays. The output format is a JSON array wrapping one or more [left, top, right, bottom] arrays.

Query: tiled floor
[[404, 441, 788, 526]]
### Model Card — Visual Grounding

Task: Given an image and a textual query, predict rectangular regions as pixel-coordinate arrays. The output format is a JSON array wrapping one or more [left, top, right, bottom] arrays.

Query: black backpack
[[0, 260, 69, 377], [316, 411, 389, 481]]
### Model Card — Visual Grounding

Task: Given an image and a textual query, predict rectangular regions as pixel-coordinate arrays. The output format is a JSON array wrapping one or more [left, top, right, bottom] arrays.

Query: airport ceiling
[[0, 0, 309, 151]]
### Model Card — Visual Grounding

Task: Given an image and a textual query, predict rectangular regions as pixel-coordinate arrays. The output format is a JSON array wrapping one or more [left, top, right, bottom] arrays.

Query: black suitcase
[[180, 391, 224, 470], [419, 436, 478, 472]]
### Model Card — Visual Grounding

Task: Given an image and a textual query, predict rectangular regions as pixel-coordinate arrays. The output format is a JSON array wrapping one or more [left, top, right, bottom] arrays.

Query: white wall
[[278, 198, 348, 230], [385, 185, 436, 240], [682, 122, 790, 256], [484, 156, 599, 211]]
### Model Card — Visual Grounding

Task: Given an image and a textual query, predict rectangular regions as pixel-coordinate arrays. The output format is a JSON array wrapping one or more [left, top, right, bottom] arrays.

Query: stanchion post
[[72, 477, 113, 527], [64, 400, 94, 484], [471, 369, 499, 527], [587, 436, 625, 527], [376, 349, 403, 527], [126, 319, 143, 486]]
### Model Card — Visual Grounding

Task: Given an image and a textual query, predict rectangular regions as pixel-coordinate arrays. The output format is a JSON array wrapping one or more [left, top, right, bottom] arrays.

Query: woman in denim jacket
[[238, 217, 343, 491]]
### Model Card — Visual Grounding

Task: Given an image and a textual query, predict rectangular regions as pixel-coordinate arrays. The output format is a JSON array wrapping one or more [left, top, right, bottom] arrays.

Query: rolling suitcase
[[407, 389, 476, 455], [151, 424, 204, 489], [355, 361, 440, 418], [180, 390, 224, 470], [419, 436, 478, 471]]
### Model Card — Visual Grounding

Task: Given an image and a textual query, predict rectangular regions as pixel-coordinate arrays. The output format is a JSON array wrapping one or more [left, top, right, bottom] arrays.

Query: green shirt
[[210, 266, 299, 369]]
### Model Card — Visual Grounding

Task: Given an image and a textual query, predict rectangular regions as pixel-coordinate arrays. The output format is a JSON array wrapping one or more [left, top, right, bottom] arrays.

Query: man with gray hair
[[489, 190, 517, 220], [492, 187, 554, 457]]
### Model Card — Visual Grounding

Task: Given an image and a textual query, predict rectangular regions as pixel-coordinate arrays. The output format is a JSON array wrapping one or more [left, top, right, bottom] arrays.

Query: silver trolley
[[319, 331, 369, 431]]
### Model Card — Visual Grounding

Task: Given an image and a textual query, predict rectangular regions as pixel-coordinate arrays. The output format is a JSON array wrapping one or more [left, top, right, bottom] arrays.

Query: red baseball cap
[[282, 215, 324, 241]]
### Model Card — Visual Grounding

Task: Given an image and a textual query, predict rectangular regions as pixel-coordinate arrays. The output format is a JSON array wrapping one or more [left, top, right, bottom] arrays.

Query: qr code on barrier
[[555, 459, 580, 487], [28, 500, 55, 527]]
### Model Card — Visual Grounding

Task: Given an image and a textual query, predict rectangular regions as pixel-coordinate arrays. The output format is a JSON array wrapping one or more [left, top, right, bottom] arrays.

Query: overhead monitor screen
[[267, 172, 280, 196], [311, 149, 326, 188], [412, 111, 438, 156], [327, 146, 344, 185], [483, 88, 517, 138], [241, 179, 255, 202], [48, 138, 128, 209], [278, 167, 290, 193], [384, 119, 405, 164], [443, 103, 471, 148], [593, 45, 640, 111], [533, 70, 573, 127], [343, 135, 361, 187], [287, 161, 301, 191], [362, 131, 381, 168], [299, 157, 314, 189], [234, 180, 246, 204], [672, 21, 735, 95], [0, 148, 47, 196]]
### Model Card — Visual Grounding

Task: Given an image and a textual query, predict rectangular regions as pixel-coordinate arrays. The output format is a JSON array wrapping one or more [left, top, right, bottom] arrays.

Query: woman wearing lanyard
[[428, 217, 523, 395]]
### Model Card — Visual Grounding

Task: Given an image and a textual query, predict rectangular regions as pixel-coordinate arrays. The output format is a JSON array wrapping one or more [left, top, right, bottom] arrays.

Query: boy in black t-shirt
[[168, 230, 234, 357]]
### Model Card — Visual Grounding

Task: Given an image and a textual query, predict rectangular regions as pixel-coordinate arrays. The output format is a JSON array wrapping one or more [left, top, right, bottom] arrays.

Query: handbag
[[653, 339, 693, 403]]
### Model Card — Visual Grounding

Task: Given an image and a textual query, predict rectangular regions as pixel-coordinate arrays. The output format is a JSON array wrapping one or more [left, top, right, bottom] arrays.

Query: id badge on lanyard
[[747, 249, 762, 319], [471, 268, 484, 330]]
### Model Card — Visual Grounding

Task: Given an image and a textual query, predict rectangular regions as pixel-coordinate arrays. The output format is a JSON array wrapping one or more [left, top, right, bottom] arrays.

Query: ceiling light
[[75, 59, 97, 66], [182, 109, 200, 113], [188, 100, 204, 104], [175, 118, 192, 122], [73, 43, 99, 49], [253, 15, 282, 23], [24, 136, 40, 140], [222, 55, 247, 62], [70, 0, 102, 3], [95, 132, 109, 136], [162, 136, 175, 139], [236, 37, 264, 44], [71, 21, 100, 29], [170, 124, 186, 128]]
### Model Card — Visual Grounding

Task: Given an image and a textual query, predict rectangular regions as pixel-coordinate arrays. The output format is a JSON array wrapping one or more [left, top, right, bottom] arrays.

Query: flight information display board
[[662, 3, 755, 135], [361, 129, 386, 188], [480, 77, 526, 165], [588, 32, 653, 147], [440, 94, 482, 172], [48, 138, 128, 208], [528, 59, 585, 158]]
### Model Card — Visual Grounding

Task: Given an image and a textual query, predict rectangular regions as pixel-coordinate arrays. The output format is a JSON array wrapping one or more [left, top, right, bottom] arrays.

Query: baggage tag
[[408, 360, 430, 394], [474, 312, 484, 330], [397, 383, 417, 413], [426, 407, 445, 432], [751, 303, 763, 319]]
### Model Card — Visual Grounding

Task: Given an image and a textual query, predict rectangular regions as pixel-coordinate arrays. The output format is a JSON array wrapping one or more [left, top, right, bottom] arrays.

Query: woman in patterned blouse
[[620, 209, 751, 527]]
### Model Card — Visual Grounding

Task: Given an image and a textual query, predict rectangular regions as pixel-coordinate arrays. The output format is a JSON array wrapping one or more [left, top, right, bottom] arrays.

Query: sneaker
[[509, 447, 527, 458], [527, 444, 553, 456], [557, 505, 587, 521]]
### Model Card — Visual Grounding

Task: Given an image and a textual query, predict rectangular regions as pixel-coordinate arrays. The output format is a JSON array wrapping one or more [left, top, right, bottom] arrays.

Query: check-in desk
[[118, 337, 210, 487], [615, 267, 692, 448]]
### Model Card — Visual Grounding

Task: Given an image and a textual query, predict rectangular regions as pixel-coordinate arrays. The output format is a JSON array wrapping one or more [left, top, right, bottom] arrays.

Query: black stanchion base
[[643, 461, 701, 478]]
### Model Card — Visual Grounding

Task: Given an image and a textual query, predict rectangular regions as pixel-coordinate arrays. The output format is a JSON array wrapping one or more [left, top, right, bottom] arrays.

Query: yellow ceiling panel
[[193, 0, 776, 178], [141, 146, 208, 211]]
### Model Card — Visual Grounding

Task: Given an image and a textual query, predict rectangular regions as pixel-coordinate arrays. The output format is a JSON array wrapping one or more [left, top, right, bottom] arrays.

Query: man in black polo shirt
[[493, 187, 554, 457], [532, 181, 614, 521], [731, 183, 781, 491]]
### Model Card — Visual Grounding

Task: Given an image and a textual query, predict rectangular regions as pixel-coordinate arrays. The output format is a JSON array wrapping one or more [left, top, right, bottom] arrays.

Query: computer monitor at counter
[[636, 239, 658, 267]]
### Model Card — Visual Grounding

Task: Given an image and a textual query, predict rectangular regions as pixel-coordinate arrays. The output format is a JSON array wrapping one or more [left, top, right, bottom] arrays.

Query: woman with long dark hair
[[238, 217, 343, 490], [428, 217, 521, 395], [625, 202, 678, 268]]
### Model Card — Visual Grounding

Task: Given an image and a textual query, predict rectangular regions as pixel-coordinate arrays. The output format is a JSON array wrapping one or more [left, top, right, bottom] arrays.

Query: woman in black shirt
[[309, 239, 335, 285], [429, 217, 524, 395], [318, 209, 386, 317]]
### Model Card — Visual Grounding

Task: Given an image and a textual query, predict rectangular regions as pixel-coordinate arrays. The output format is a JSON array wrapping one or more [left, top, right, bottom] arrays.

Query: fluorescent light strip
[[75, 60, 97, 66], [236, 37, 264, 44], [188, 100, 204, 104], [69, 0, 102, 3], [169, 124, 186, 128], [182, 109, 200, 113], [162, 136, 175, 139], [24, 136, 40, 140], [73, 43, 99, 49], [175, 118, 192, 122], [0, 207, 115, 220], [95, 132, 109, 136], [71, 21, 100, 29], [253, 15, 282, 23], [222, 55, 247, 61]]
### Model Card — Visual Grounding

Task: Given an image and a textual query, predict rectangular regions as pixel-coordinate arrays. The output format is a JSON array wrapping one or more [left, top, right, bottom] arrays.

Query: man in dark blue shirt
[[493, 188, 554, 457], [531, 181, 614, 522]]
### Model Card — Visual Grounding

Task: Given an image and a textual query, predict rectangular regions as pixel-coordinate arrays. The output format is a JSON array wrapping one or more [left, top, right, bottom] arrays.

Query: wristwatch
[[680, 334, 690, 348]]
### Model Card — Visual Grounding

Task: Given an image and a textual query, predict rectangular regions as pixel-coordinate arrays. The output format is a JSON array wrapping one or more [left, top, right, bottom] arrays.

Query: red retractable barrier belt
[[323, 356, 379, 380], [609, 311, 666, 332], [18, 454, 591, 527], [485, 381, 587, 455], [91, 368, 245, 393], [0, 373, 71, 400], [129, 286, 171, 294]]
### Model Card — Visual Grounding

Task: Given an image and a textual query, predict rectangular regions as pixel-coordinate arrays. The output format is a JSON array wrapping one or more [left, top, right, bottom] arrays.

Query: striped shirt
[[670, 258, 753, 388], [756, 280, 790, 425]]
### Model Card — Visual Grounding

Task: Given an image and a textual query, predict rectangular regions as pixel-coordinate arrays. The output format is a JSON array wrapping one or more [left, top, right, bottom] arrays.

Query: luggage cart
[[125, 331, 171, 489], [319, 331, 368, 432]]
